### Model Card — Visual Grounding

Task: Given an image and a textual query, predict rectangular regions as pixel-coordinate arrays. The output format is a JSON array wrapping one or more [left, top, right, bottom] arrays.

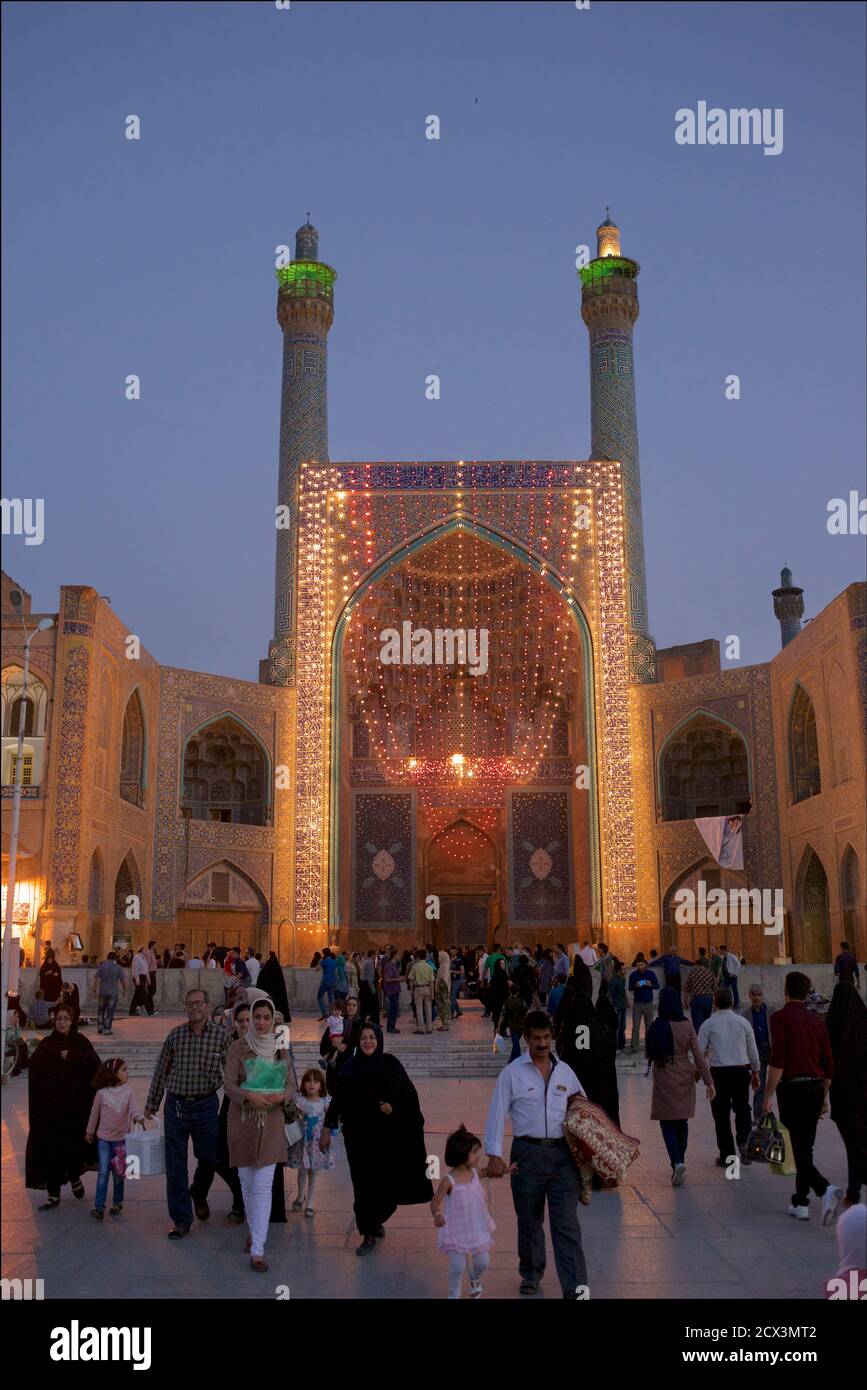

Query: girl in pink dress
[[431, 1125, 502, 1299]]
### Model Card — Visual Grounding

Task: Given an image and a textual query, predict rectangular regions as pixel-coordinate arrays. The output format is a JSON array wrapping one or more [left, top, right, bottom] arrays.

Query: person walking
[[762, 971, 842, 1224], [319, 993, 363, 1093], [317, 948, 337, 1019], [39, 947, 63, 1005], [484, 1010, 588, 1299], [683, 955, 719, 1034], [833, 941, 860, 985], [742, 984, 775, 1118], [256, 951, 291, 1023], [628, 956, 660, 1053], [719, 944, 742, 1008], [145, 941, 160, 1013], [537, 950, 554, 1008], [129, 945, 153, 1017], [408, 949, 435, 1034], [287, 1067, 335, 1216], [85, 1058, 143, 1220], [431, 1125, 498, 1299], [223, 996, 293, 1271], [320, 1023, 433, 1256], [449, 950, 465, 1019], [360, 949, 380, 1024], [91, 950, 127, 1035], [435, 949, 452, 1031], [383, 948, 403, 1033], [498, 983, 528, 1061], [144, 987, 229, 1239], [556, 960, 620, 1131], [191, 1001, 249, 1224], [553, 943, 570, 980], [697, 987, 760, 1168], [487, 956, 510, 1036], [25, 1003, 100, 1210], [607, 959, 628, 1051], [244, 948, 261, 987], [334, 951, 349, 1003], [824, 981, 867, 1208], [646, 987, 714, 1186]]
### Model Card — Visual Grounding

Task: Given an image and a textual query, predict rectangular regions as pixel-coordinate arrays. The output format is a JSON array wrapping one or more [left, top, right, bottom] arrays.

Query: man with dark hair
[[144, 987, 229, 1239], [92, 949, 127, 1035], [484, 1011, 588, 1299], [698, 987, 760, 1168], [762, 972, 841, 1224], [834, 941, 860, 984], [628, 956, 660, 1052]]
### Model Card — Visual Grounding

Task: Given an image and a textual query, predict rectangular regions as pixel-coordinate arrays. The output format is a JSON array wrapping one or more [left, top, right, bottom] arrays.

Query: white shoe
[[787, 1203, 810, 1220], [469, 1279, 483, 1299], [671, 1163, 686, 1187], [821, 1186, 843, 1227]]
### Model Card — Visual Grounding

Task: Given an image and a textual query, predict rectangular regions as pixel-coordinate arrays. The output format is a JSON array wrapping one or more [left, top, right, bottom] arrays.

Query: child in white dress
[[431, 1125, 503, 1299], [287, 1068, 334, 1216]]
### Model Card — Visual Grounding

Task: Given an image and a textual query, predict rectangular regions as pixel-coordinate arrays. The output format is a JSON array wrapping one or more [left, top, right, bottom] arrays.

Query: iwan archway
[[327, 516, 602, 943]]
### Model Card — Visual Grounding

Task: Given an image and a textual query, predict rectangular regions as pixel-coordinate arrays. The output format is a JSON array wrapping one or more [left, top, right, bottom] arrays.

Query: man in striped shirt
[[144, 988, 228, 1239]]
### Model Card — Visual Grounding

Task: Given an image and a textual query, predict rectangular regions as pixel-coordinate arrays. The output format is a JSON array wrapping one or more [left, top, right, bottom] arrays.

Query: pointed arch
[[657, 708, 752, 822], [119, 687, 147, 807], [794, 844, 831, 962], [87, 847, 105, 915], [826, 664, 852, 786], [113, 850, 143, 935], [840, 844, 861, 941], [180, 712, 272, 826], [788, 681, 821, 803], [328, 515, 600, 928]]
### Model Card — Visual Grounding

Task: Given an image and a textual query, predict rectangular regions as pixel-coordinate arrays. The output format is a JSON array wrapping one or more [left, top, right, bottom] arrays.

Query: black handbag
[[747, 1112, 781, 1164]]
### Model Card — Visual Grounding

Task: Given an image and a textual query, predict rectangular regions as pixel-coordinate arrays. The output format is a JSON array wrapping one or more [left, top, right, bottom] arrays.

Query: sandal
[[305, 1207, 315, 1218], [91, 1209, 104, 1221], [291, 1199, 303, 1212], [250, 1257, 269, 1273], [110, 1203, 123, 1216], [71, 1181, 85, 1200], [38, 1197, 61, 1211]]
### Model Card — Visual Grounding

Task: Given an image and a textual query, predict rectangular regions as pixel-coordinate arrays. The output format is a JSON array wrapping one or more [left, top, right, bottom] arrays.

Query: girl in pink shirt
[[431, 1125, 504, 1299], [85, 1059, 142, 1219]]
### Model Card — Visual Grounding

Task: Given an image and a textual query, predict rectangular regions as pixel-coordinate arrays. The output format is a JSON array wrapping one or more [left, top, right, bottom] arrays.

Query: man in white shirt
[[719, 943, 742, 1007], [698, 987, 760, 1168], [578, 941, 597, 967], [130, 947, 153, 1016], [245, 949, 261, 986], [484, 1010, 588, 1298]]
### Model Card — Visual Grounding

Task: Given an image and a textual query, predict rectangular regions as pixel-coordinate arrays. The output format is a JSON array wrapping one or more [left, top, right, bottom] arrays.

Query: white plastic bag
[[492, 1033, 508, 1055], [124, 1118, 165, 1177]]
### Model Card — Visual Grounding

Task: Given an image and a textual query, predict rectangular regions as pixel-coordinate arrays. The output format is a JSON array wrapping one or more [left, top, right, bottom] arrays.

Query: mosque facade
[[3, 217, 865, 967]]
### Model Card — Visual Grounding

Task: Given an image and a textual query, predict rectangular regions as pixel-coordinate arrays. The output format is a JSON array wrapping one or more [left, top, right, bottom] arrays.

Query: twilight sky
[[3, 0, 865, 680]]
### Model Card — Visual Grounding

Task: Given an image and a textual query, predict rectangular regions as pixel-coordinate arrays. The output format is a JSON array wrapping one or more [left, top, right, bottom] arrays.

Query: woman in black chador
[[321, 1024, 433, 1256], [25, 1003, 99, 1208]]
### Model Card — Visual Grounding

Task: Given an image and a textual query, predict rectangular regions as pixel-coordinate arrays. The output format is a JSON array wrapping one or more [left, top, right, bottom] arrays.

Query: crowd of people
[[17, 935, 866, 1299]]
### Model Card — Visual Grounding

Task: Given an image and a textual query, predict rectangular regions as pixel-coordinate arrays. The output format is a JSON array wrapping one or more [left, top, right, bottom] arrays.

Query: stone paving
[[1, 1004, 851, 1301]]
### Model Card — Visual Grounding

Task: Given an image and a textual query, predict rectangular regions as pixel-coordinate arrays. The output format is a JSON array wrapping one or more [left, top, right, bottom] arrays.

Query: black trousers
[[129, 979, 153, 1015], [710, 1066, 752, 1159], [777, 1079, 829, 1208]]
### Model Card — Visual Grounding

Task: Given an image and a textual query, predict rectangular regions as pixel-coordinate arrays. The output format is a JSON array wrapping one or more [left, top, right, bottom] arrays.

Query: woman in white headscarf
[[435, 950, 452, 1032], [224, 997, 294, 1271]]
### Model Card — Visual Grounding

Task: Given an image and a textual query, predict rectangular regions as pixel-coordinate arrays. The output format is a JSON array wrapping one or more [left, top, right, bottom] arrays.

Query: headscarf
[[570, 959, 594, 995], [245, 997, 279, 1059], [37, 1006, 82, 1054], [645, 986, 685, 1066], [255, 953, 291, 1021], [835, 1201, 867, 1277], [341, 1023, 385, 1076]]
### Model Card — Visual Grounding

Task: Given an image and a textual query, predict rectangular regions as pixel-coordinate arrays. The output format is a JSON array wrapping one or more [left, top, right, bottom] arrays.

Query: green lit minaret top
[[276, 219, 337, 305], [579, 211, 640, 293]]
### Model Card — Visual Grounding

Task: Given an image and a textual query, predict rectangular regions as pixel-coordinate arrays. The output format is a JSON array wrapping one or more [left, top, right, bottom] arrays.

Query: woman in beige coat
[[647, 987, 715, 1188], [225, 997, 294, 1270]]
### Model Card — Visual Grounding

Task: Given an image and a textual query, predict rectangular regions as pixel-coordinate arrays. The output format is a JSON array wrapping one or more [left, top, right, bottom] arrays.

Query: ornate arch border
[[291, 461, 635, 929], [655, 705, 755, 821], [178, 709, 274, 819]]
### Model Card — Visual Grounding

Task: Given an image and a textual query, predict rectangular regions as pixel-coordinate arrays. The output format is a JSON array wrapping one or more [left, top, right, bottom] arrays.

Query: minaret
[[268, 219, 336, 686], [580, 213, 654, 683], [772, 565, 804, 648]]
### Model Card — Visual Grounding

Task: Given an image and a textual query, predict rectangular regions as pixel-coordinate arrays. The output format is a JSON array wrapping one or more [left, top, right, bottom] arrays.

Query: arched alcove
[[789, 683, 821, 803]]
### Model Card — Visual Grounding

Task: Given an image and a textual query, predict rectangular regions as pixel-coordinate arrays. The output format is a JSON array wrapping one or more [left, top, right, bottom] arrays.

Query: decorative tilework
[[351, 791, 415, 927], [46, 645, 91, 906], [508, 790, 573, 926]]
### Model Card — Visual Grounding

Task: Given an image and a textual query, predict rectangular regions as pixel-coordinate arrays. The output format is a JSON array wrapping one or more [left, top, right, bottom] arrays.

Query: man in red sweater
[[763, 971, 842, 1225]]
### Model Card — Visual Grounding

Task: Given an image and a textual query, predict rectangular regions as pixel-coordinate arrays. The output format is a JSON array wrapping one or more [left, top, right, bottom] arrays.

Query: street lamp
[[1, 594, 53, 1081]]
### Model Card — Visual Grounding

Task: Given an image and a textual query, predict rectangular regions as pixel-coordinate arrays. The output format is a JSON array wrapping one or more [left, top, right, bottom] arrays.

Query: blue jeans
[[723, 972, 740, 1007], [450, 978, 464, 1014], [163, 1092, 219, 1229], [509, 1028, 522, 1062], [95, 1138, 125, 1209], [386, 992, 400, 1030], [614, 1005, 627, 1050], [509, 1136, 587, 1292], [689, 995, 713, 1032], [660, 1120, 689, 1167], [317, 982, 335, 1016], [98, 994, 118, 1031], [753, 1056, 769, 1119]]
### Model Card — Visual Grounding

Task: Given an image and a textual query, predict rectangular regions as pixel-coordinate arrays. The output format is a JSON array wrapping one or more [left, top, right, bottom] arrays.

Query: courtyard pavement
[[1, 1004, 851, 1301]]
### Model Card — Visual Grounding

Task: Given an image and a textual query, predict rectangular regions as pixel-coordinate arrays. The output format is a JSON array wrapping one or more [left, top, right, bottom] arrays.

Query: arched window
[[826, 666, 852, 787], [6, 695, 36, 737], [119, 690, 146, 807], [181, 715, 269, 826], [88, 849, 104, 915], [660, 713, 751, 821], [789, 684, 821, 802], [796, 848, 831, 962], [113, 852, 142, 927], [841, 845, 861, 940]]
